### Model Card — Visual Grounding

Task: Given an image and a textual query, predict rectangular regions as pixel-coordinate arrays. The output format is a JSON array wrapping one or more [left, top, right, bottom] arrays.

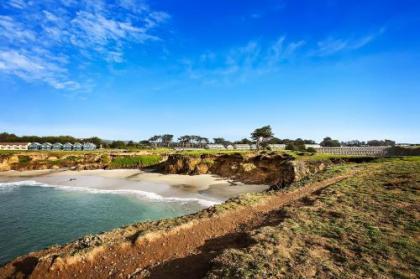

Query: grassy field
[[109, 155, 163, 168], [206, 158, 420, 278]]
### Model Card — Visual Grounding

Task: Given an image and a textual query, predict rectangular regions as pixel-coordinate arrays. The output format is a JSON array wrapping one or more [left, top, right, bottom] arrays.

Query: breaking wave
[[0, 180, 220, 207]]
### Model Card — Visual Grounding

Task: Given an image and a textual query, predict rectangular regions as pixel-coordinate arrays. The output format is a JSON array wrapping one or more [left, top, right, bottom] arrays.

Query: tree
[[198, 137, 209, 148], [213, 138, 226, 144], [148, 135, 162, 148], [266, 137, 284, 144], [384, 139, 396, 146], [367, 139, 395, 146], [251, 125, 274, 150], [178, 135, 191, 147], [341, 140, 364, 147], [320, 137, 341, 147], [126, 141, 136, 148], [110, 140, 126, 149], [161, 134, 174, 147], [234, 138, 252, 144]]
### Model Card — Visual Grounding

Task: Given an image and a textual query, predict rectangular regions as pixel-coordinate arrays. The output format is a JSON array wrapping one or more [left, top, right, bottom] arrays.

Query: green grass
[[206, 158, 420, 279], [110, 155, 162, 168]]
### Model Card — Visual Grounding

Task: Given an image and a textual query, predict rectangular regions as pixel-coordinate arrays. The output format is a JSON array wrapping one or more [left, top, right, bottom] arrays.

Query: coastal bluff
[[0, 151, 331, 187]]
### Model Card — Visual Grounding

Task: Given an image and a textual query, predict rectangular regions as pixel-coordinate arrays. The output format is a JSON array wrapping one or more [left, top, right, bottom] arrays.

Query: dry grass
[[206, 158, 420, 279]]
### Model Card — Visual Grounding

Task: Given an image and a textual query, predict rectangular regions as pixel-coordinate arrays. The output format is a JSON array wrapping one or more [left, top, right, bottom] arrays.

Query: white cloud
[[7, 0, 27, 9], [0, 50, 80, 90], [314, 28, 385, 56], [0, 0, 169, 90], [184, 37, 305, 83], [0, 16, 36, 43]]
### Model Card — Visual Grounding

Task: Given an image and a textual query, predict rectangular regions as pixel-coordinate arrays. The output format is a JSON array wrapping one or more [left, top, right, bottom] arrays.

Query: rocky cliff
[[0, 153, 110, 171], [1, 152, 330, 188], [160, 153, 329, 187]]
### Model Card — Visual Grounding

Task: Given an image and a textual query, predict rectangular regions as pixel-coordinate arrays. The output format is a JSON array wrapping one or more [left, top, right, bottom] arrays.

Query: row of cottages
[[205, 143, 320, 151], [28, 142, 96, 151], [0, 142, 31, 150], [206, 144, 259, 150]]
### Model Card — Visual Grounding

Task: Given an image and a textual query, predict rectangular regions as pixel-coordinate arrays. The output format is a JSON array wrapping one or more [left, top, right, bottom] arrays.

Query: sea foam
[[0, 180, 220, 207]]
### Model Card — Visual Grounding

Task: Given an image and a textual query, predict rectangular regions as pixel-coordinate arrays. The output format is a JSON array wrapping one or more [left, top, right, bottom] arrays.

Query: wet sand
[[0, 169, 269, 206]]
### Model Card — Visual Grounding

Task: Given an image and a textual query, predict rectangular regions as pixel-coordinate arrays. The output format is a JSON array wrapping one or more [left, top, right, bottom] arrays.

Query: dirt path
[[0, 172, 354, 279], [144, 173, 354, 279]]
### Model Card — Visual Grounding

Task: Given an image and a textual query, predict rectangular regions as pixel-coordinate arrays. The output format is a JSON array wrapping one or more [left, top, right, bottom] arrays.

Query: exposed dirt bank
[[0, 165, 355, 279]]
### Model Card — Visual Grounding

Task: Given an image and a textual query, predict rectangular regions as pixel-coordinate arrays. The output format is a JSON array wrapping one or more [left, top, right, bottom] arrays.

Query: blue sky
[[0, 0, 419, 142]]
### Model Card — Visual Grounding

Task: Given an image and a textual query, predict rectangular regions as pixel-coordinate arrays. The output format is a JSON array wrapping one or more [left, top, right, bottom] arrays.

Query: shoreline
[[0, 169, 269, 205]]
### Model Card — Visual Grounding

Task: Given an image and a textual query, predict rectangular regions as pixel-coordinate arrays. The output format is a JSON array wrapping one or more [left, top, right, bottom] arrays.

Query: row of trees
[[321, 137, 396, 147], [0, 131, 399, 150]]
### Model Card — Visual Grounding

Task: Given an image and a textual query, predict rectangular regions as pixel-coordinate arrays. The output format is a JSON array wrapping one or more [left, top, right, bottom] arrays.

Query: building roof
[[0, 142, 30, 146], [207, 144, 225, 148]]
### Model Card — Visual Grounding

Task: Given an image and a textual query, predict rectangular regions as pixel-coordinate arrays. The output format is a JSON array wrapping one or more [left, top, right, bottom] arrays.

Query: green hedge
[[110, 155, 162, 168]]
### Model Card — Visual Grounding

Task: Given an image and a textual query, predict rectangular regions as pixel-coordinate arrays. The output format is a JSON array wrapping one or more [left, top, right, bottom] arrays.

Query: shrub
[[18, 155, 31, 164], [385, 147, 420, 156], [306, 147, 317, 153], [110, 155, 162, 168]]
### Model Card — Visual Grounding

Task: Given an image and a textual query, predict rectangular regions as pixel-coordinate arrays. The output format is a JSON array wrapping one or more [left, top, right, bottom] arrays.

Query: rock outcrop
[[0, 153, 109, 171], [160, 153, 329, 187]]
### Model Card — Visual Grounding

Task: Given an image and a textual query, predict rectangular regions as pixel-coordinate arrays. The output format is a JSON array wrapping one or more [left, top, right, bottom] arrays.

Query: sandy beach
[[0, 169, 268, 206]]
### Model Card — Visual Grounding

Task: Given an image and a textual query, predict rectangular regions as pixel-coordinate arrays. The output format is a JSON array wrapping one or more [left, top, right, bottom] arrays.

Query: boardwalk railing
[[315, 146, 389, 156]]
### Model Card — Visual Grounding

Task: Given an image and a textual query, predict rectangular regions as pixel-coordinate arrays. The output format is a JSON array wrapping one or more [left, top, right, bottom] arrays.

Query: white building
[[0, 142, 31, 150], [305, 144, 321, 149], [206, 144, 226, 150], [268, 144, 286, 150], [234, 144, 251, 150], [52, 143, 63, 150], [41, 142, 53, 150], [83, 142, 96, 151], [28, 142, 42, 150], [73, 142, 83, 151], [63, 143, 73, 151]]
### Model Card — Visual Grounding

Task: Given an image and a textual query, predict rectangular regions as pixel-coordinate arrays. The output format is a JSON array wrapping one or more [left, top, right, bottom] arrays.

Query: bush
[[286, 143, 306, 152], [110, 155, 162, 168], [18, 155, 32, 164], [306, 147, 317, 153], [385, 147, 420, 156]]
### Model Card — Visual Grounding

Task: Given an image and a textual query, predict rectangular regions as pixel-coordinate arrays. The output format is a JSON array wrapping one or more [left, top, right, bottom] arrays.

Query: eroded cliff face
[[160, 153, 329, 187], [0, 153, 110, 171], [0, 152, 329, 188]]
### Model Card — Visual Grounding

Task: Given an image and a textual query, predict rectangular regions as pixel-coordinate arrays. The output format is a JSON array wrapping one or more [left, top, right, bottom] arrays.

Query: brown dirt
[[0, 171, 353, 279]]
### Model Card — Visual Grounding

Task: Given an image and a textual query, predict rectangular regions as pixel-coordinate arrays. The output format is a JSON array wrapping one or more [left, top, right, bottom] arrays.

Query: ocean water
[[0, 181, 204, 265]]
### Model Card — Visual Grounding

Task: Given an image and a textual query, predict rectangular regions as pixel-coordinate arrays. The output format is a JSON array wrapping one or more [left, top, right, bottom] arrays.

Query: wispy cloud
[[6, 0, 26, 9], [183, 28, 383, 84], [183, 37, 305, 83], [313, 28, 385, 56], [0, 50, 80, 90], [0, 0, 169, 90]]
